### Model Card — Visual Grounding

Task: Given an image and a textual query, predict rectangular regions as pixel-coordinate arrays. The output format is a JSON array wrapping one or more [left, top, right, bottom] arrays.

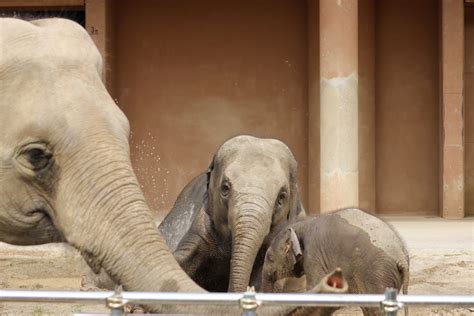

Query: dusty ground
[[0, 216, 472, 315]]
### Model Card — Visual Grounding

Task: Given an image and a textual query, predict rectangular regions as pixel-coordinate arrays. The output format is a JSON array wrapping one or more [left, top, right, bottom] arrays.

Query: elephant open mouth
[[19, 208, 62, 244], [326, 268, 344, 289]]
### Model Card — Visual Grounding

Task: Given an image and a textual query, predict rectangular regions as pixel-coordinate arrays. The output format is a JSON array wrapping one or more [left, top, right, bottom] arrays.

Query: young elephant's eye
[[277, 192, 287, 207], [220, 181, 231, 198]]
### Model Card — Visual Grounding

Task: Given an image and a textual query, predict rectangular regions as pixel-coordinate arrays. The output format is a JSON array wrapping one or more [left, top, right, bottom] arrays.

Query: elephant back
[[158, 172, 208, 252]]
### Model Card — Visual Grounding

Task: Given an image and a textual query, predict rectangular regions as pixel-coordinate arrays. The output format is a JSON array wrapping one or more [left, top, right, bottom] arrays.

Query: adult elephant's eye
[[18, 143, 53, 172], [221, 181, 231, 198]]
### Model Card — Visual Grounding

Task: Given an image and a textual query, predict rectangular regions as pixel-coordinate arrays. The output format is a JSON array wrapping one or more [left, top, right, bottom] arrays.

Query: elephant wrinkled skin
[[159, 135, 306, 292], [262, 208, 410, 316], [0, 18, 342, 314], [0, 17, 198, 299]]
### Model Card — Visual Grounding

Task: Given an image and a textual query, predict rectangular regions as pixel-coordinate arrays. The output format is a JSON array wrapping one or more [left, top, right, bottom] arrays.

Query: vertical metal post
[[380, 288, 403, 316], [240, 287, 259, 316], [106, 286, 126, 316]]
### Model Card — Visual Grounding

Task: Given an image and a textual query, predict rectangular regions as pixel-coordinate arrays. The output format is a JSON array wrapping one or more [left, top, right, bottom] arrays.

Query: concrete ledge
[[0, 242, 80, 259], [384, 216, 474, 251], [0, 217, 472, 258]]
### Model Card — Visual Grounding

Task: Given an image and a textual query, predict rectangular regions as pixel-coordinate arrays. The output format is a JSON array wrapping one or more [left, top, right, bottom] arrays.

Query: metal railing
[[1, 287, 473, 315]]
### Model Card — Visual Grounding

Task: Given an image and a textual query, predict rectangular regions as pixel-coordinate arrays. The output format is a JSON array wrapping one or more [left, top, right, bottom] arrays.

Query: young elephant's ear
[[204, 154, 216, 215], [286, 228, 305, 278], [289, 228, 302, 258], [206, 154, 216, 186], [288, 187, 306, 222]]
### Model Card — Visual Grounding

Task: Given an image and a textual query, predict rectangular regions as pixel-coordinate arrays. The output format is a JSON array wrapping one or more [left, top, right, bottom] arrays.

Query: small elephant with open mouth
[[262, 208, 410, 316]]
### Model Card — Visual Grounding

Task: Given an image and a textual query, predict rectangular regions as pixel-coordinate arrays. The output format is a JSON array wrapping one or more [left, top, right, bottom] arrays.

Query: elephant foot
[[80, 274, 107, 292], [125, 304, 145, 314]]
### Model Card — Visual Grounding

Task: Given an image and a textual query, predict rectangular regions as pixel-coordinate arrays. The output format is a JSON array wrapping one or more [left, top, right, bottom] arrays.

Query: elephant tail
[[398, 261, 409, 315]]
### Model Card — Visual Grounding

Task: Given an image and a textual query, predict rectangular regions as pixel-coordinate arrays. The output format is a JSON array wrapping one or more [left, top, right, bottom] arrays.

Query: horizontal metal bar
[[0, 290, 473, 308], [257, 293, 383, 307], [399, 295, 474, 306], [0, 290, 113, 304]]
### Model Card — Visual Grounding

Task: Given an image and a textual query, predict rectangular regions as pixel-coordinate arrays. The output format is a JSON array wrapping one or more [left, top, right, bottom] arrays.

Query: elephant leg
[[282, 276, 307, 293], [357, 260, 400, 316], [174, 231, 211, 278], [173, 210, 211, 274], [316, 307, 340, 316], [173, 211, 230, 291], [174, 236, 229, 292], [361, 307, 383, 316], [305, 264, 327, 290]]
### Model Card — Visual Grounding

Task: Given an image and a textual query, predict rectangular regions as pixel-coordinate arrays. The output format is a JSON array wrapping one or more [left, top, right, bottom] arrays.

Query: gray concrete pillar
[[358, 0, 375, 213], [308, 0, 320, 214], [320, 0, 358, 212], [440, 0, 464, 218]]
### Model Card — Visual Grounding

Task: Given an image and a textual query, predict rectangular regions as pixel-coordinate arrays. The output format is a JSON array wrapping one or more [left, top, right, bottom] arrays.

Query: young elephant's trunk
[[228, 200, 272, 292]]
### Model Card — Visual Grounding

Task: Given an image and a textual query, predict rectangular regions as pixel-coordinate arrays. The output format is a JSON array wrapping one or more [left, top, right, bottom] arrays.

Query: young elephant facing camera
[[262, 208, 410, 316]]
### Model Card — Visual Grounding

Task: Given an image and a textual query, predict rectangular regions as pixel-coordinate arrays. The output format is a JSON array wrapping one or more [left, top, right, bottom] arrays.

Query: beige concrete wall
[[319, 0, 359, 213], [464, 7, 474, 216], [375, 0, 439, 215], [358, 0, 375, 213], [113, 0, 308, 214], [440, 0, 464, 219], [307, 0, 319, 214]]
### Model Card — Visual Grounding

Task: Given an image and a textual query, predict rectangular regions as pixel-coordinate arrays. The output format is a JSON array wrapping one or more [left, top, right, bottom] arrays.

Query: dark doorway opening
[[0, 9, 85, 27]]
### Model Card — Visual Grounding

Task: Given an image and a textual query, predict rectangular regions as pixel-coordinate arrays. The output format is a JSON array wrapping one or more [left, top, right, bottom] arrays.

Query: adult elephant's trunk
[[228, 198, 272, 292], [55, 135, 202, 295]]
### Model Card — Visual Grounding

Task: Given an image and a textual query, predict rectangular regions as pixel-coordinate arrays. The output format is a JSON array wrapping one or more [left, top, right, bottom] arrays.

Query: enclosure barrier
[[1, 287, 473, 316]]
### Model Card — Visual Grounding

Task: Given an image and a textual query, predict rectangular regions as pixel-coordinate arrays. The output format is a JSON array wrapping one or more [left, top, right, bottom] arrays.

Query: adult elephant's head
[[0, 18, 197, 293], [206, 135, 305, 292]]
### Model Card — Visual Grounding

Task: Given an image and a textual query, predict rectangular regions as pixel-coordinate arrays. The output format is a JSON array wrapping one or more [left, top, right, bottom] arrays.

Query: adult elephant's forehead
[[0, 18, 102, 75], [0, 18, 129, 152], [0, 66, 108, 145]]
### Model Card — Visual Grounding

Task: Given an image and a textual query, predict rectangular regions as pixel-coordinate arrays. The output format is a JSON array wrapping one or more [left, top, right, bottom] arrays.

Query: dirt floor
[[0, 217, 472, 315]]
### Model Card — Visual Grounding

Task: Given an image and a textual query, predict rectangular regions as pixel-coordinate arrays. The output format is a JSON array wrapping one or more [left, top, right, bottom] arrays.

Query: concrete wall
[[307, 0, 319, 214], [465, 6, 474, 216], [375, 0, 439, 215], [113, 0, 308, 214], [359, 0, 375, 213]]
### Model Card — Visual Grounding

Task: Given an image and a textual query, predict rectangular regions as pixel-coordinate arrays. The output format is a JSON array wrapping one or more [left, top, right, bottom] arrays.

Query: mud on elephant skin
[[262, 208, 410, 316], [159, 135, 307, 292]]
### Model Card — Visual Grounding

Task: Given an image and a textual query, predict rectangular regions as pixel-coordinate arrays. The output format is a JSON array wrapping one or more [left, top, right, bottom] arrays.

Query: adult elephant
[[0, 17, 201, 296], [0, 17, 343, 314], [159, 135, 306, 292]]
